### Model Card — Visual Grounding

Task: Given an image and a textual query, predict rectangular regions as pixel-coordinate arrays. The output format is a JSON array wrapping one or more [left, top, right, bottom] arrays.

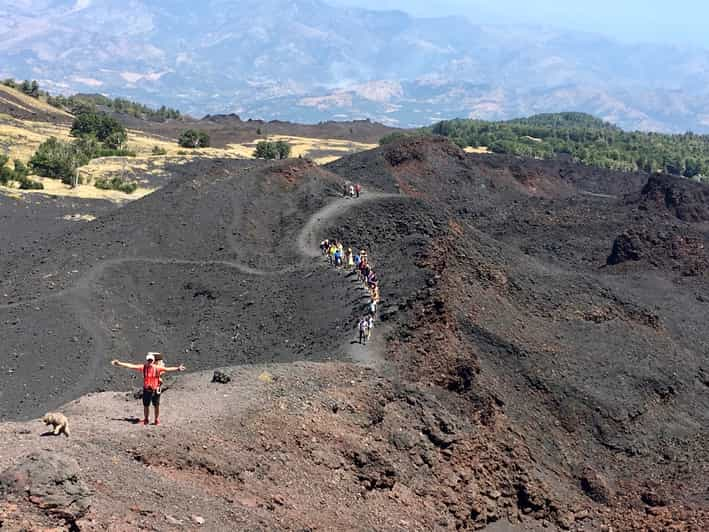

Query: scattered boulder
[[641, 482, 670, 507], [579, 467, 612, 504], [0, 451, 91, 523], [352, 450, 397, 490], [607, 231, 644, 264], [212, 370, 231, 384]]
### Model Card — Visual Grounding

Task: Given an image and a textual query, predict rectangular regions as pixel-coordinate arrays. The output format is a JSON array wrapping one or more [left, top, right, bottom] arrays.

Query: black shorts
[[142, 388, 161, 407]]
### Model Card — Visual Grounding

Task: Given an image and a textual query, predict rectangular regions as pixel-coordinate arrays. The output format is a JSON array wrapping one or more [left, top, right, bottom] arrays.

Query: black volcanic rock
[[636, 174, 709, 221]]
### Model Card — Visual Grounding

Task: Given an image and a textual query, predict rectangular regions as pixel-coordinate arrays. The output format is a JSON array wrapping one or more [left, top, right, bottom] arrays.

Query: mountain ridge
[[2, 0, 709, 132]]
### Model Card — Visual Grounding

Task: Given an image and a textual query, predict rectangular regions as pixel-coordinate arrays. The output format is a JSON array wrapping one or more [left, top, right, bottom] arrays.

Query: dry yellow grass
[[0, 85, 73, 118], [77, 155, 194, 186], [1, 177, 155, 202], [464, 146, 492, 154], [1, 94, 377, 202], [227, 135, 377, 164], [0, 119, 73, 161]]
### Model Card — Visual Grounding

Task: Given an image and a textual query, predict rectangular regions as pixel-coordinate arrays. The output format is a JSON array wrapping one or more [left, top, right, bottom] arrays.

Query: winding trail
[[0, 192, 402, 311], [296, 192, 400, 258], [1, 187, 406, 401]]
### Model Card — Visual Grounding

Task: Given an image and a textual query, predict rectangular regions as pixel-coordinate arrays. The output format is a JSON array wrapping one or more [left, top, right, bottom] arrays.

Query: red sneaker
[[153, 419, 160, 426], [142, 419, 149, 425]]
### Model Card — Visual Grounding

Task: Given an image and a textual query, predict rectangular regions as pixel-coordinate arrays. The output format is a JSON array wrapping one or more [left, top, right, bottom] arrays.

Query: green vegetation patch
[[28, 111, 135, 185], [178, 129, 210, 148], [253, 140, 291, 160], [94, 176, 138, 194], [428, 112, 709, 178], [0, 155, 43, 189]]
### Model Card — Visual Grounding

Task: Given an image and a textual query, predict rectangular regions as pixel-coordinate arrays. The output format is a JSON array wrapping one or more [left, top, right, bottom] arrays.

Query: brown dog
[[42, 412, 70, 437]]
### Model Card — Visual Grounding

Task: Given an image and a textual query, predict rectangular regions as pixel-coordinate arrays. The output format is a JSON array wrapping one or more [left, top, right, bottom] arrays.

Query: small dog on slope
[[42, 412, 70, 437]]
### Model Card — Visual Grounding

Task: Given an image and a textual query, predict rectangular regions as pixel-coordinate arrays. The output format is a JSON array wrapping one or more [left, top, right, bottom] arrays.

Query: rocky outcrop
[[0, 451, 91, 526], [636, 174, 709, 221]]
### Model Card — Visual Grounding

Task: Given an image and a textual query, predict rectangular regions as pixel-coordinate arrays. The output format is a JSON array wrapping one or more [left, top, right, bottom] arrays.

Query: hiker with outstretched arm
[[111, 353, 186, 425]]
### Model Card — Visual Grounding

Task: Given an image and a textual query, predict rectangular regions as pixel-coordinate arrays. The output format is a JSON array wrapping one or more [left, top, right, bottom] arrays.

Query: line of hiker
[[319, 238, 380, 345], [343, 181, 362, 198]]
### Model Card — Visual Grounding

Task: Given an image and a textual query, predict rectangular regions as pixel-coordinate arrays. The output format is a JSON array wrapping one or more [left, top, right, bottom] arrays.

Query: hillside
[[3, 0, 709, 131], [0, 83, 390, 202], [428, 113, 709, 177], [0, 138, 707, 530]]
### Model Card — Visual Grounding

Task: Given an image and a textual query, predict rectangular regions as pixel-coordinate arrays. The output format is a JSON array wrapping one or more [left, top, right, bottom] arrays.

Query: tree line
[[1, 78, 181, 122], [425, 113, 709, 179], [50, 93, 182, 122]]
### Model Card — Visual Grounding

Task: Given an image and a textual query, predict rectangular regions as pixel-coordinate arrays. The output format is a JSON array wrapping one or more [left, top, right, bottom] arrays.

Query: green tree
[[29, 137, 79, 184], [253, 141, 278, 159], [178, 129, 210, 148], [275, 140, 291, 159], [12, 159, 29, 180], [70, 111, 127, 147]]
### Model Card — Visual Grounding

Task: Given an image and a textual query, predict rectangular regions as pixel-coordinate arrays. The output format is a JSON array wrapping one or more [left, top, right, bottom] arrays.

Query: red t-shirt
[[138, 363, 165, 390]]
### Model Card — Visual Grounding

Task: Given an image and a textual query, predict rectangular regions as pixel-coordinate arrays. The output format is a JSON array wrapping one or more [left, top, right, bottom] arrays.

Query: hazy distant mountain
[[2, 0, 709, 132]]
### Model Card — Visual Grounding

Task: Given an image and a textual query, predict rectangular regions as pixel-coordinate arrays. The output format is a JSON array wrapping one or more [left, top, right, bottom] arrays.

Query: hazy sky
[[328, 0, 707, 48]]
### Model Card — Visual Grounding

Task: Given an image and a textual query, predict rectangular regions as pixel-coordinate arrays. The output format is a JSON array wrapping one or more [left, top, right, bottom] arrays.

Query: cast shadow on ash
[[111, 417, 142, 424]]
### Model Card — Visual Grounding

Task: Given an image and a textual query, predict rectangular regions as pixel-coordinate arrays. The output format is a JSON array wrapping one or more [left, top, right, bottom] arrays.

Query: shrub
[[254, 140, 277, 159], [152, 145, 167, 155], [253, 140, 291, 160], [178, 129, 210, 148], [70, 111, 127, 147], [0, 155, 12, 185], [0, 156, 43, 189], [95, 177, 138, 194], [29, 137, 79, 184], [18, 177, 43, 190], [379, 132, 430, 145], [275, 140, 291, 159]]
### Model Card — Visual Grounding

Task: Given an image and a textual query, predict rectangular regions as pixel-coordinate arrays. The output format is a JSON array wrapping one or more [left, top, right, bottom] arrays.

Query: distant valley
[[2, 0, 709, 132]]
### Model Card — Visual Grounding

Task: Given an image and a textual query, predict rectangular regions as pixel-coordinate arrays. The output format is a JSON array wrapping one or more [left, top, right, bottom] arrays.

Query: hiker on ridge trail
[[111, 353, 186, 426], [345, 247, 354, 269], [349, 184, 355, 197], [358, 317, 369, 345], [355, 183, 361, 198], [372, 285, 380, 303], [328, 242, 337, 265], [366, 315, 374, 342]]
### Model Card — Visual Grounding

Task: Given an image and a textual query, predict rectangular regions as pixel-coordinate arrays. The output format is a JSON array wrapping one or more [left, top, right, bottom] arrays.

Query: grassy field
[[0, 85, 73, 118], [0, 84, 378, 201], [0, 118, 74, 161]]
